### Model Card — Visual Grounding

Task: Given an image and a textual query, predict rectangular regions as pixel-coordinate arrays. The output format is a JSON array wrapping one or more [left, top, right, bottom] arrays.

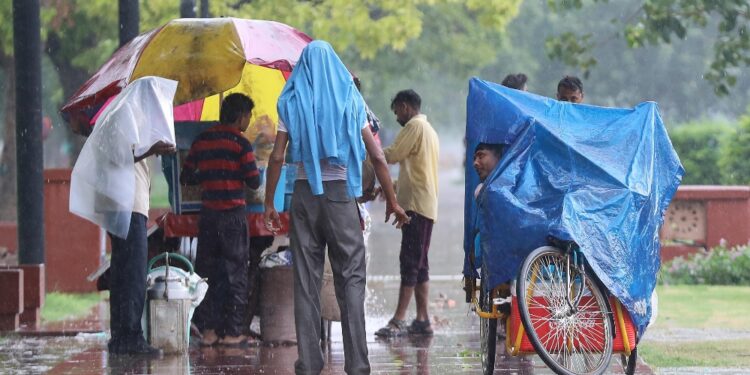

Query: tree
[[545, 0, 750, 95]]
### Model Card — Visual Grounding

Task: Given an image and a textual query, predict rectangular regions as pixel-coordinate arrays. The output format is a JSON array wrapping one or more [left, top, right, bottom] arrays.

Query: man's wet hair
[[557, 75, 584, 94], [391, 89, 421, 110], [501, 73, 528, 90], [475, 142, 504, 157], [353, 76, 362, 91], [220, 93, 254, 124]]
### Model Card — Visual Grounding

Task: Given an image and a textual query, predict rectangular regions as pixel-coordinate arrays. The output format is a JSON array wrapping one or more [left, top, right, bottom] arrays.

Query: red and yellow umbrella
[[61, 17, 313, 161]]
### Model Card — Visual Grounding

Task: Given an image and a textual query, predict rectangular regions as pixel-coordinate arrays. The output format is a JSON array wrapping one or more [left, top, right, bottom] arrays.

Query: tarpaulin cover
[[463, 77, 683, 337], [70, 77, 177, 239]]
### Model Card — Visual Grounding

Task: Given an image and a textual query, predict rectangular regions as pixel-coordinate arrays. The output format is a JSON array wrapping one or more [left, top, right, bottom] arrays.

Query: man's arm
[[382, 122, 419, 164], [241, 141, 261, 190], [135, 141, 175, 163], [180, 141, 199, 186], [362, 126, 410, 228], [263, 131, 288, 233]]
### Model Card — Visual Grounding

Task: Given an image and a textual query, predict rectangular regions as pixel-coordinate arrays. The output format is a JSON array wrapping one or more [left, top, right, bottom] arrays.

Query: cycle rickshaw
[[463, 78, 684, 375]]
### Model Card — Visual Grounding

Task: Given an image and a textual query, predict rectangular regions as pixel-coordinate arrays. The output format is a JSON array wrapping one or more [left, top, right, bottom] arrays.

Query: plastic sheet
[[464, 77, 684, 337], [70, 77, 177, 239]]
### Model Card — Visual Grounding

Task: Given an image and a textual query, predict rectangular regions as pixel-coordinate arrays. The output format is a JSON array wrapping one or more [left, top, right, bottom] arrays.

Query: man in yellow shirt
[[375, 89, 440, 337]]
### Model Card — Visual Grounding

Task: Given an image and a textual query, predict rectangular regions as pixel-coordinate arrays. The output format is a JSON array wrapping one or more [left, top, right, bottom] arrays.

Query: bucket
[[260, 266, 296, 344]]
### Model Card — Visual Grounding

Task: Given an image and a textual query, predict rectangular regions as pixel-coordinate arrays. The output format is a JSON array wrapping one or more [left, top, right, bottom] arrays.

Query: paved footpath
[[0, 278, 652, 374]]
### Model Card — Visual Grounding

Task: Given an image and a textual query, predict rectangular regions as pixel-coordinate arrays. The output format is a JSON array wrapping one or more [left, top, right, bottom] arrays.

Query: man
[[501, 73, 528, 91], [181, 93, 261, 346], [108, 141, 175, 356], [263, 41, 409, 375], [375, 89, 440, 338], [557, 75, 584, 103]]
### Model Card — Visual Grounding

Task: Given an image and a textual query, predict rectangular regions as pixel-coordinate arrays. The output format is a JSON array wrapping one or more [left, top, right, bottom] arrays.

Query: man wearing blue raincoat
[[263, 41, 409, 375]]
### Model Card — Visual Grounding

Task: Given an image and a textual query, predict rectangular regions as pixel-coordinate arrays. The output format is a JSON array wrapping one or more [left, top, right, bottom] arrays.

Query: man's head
[[501, 73, 528, 91], [220, 93, 254, 131], [556, 76, 584, 103], [473, 143, 504, 182], [391, 89, 421, 126]]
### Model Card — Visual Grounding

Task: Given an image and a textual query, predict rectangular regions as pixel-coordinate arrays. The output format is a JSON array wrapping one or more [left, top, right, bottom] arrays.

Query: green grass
[[653, 285, 750, 329], [41, 292, 104, 322], [639, 339, 750, 368], [638, 285, 750, 369]]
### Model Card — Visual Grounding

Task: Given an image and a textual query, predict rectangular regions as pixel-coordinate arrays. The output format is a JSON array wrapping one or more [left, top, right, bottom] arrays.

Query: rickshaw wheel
[[621, 347, 637, 375], [479, 277, 497, 375], [516, 246, 614, 375]]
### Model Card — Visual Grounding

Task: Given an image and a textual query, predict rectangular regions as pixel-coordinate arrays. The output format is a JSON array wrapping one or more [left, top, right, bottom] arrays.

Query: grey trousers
[[290, 180, 370, 375]]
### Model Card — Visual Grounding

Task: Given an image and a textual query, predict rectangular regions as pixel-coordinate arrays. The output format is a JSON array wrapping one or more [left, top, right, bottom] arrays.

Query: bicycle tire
[[516, 246, 614, 375], [621, 347, 637, 375], [480, 277, 497, 375]]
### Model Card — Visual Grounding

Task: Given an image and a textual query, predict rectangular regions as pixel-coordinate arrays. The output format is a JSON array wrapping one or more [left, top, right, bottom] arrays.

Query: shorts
[[399, 211, 434, 287]]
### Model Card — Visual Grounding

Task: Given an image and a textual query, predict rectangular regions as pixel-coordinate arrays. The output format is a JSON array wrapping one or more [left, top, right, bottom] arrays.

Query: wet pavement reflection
[[1, 279, 651, 374]]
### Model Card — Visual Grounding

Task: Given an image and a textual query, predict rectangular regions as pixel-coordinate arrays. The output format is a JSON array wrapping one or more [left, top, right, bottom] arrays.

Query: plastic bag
[[70, 77, 177, 238]]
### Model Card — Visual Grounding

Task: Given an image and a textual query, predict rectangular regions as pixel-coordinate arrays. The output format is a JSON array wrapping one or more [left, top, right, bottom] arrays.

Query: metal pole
[[200, 0, 210, 18], [118, 0, 140, 47], [181, 0, 196, 18], [13, 0, 44, 265]]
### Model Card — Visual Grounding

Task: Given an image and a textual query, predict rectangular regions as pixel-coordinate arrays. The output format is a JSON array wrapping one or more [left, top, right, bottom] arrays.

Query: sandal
[[407, 319, 433, 335], [374, 318, 407, 338]]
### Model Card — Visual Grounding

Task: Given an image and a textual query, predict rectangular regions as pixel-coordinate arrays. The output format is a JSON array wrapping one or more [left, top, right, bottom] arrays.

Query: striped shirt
[[181, 125, 260, 211]]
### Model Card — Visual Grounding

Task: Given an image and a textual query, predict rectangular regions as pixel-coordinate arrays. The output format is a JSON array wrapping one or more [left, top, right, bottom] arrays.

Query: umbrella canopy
[[464, 77, 684, 338], [60, 17, 313, 141]]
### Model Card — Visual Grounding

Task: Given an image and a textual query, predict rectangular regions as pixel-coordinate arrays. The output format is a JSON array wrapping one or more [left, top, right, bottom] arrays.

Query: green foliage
[[545, 0, 750, 95], [213, 0, 520, 61], [719, 112, 750, 184], [668, 120, 732, 185], [660, 244, 750, 285]]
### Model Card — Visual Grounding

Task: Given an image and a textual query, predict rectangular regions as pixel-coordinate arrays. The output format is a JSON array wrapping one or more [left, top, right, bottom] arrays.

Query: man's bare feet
[[219, 334, 249, 346], [200, 329, 219, 346]]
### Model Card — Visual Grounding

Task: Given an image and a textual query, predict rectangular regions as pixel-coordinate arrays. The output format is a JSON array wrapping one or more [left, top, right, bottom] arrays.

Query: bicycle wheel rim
[[480, 276, 497, 374], [516, 246, 614, 375]]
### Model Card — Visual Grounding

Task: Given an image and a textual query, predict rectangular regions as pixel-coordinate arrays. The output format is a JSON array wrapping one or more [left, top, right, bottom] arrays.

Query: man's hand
[[263, 205, 282, 234], [385, 201, 410, 229], [357, 186, 382, 204], [149, 141, 177, 156]]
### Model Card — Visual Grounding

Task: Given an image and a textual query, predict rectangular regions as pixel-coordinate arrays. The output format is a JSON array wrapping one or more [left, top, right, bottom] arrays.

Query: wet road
[[0, 278, 651, 374]]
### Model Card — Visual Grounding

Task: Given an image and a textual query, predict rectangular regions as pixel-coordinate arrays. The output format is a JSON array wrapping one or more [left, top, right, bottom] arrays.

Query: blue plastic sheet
[[464, 77, 684, 337]]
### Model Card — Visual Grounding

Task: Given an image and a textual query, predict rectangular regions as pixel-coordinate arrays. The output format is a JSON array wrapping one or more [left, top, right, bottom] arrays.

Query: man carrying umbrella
[[263, 41, 409, 375]]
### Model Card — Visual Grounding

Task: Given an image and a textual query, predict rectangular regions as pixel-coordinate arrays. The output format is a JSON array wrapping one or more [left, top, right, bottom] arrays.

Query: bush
[[660, 244, 750, 285], [668, 120, 733, 185], [719, 112, 750, 184]]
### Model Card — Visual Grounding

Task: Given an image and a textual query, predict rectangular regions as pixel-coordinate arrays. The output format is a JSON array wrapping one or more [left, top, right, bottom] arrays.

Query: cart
[[463, 77, 684, 375]]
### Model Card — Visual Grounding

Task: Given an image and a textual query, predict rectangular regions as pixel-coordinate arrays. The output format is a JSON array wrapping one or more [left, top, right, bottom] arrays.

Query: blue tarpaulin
[[463, 77, 684, 338]]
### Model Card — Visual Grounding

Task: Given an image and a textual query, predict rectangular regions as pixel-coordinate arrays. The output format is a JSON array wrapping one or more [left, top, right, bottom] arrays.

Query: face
[[557, 87, 584, 103], [239, 112, 252, 132], [473, 149, 500, 182], [392, 102, 413, 126]]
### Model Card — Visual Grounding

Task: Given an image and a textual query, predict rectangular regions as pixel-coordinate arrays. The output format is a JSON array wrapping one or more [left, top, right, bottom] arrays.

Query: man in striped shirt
[[181, 93, 260, 346]]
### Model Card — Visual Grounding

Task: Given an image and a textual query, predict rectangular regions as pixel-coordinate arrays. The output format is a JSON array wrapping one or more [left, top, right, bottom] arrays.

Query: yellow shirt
[[383, 114, 439, 221]]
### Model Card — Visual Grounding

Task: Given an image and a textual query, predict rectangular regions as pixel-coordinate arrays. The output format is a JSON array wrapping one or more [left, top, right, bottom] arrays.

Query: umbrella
[[60, 17, 313, 156], [464, 77, 684, 338]]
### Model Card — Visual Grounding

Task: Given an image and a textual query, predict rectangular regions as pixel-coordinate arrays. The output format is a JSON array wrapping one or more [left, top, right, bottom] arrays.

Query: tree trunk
[[0, 57, 17, 220], [46, 31, 90, 162]]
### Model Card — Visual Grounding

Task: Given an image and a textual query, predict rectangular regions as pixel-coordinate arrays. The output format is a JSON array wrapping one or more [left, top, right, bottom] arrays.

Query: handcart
[[463, 78, 684, 375]]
